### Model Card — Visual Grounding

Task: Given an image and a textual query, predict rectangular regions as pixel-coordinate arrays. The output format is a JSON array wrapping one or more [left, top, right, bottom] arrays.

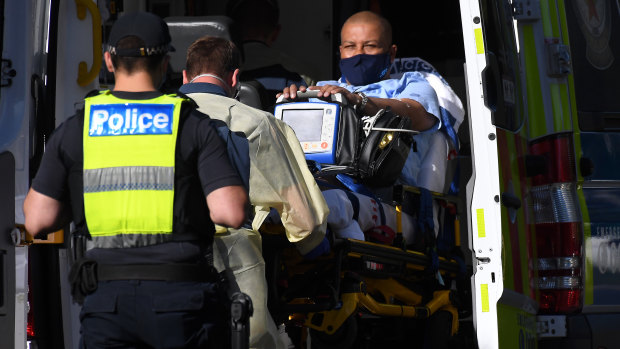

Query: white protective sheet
[[323, 189, 417, 243]]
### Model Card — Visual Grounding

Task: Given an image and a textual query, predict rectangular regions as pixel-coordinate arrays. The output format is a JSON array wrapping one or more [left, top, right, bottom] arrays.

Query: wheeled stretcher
[[261, 92, 469, 347], [260, 67, 470, 345], [261, 183, 468, 348]]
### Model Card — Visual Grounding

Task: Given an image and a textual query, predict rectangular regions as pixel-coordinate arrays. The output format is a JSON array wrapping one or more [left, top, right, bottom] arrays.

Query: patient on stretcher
[[275, 57, 464, 246]]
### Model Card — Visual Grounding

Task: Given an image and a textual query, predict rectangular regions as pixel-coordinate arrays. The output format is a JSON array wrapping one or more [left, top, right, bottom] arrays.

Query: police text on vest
[[89, 104, 174, 136]]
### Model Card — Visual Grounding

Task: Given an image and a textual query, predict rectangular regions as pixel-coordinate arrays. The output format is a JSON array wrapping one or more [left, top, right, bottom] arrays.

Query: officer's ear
[[104, 52, 115, 73]]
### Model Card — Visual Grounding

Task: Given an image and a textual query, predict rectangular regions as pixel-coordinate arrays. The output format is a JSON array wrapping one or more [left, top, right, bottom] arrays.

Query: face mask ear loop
[[190, 73, 239, 98], [189, 73, 229, 85]]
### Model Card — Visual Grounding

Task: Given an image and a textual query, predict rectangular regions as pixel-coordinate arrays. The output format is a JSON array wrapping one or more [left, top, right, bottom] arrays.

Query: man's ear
[[231, 68, 241, 87], [182, 70, 189, 84], [104, 52, 115, 73], [389, 44, 398, 62]]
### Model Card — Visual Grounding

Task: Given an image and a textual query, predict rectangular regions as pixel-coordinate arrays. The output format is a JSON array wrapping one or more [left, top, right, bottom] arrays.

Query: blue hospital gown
[[317, 72, 446, 191]]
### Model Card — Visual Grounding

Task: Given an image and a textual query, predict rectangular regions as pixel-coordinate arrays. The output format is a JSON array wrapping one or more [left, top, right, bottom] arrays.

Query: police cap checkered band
[[107, 12, 175, 57]]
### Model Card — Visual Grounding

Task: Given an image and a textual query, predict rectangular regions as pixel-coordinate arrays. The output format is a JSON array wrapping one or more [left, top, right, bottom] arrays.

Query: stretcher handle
[[293, 90, 321, 99], [276, 89, 320, 103]]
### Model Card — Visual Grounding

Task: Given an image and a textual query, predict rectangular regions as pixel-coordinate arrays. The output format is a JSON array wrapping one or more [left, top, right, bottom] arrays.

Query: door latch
[[1, 59, 16, 87], [547, 42, 572, 77], [513, 0, 541, 21]]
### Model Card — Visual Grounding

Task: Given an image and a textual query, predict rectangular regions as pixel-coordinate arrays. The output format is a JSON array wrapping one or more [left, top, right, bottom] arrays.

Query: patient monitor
[[274, 91, 346, 165]]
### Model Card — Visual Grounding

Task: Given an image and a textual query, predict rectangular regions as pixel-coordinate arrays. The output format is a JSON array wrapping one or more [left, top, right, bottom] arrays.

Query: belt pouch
[[68, 258, 98, 305]]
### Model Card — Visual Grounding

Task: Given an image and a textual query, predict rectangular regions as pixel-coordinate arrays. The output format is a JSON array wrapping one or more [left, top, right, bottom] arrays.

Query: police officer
[[23, 11, 248, 348]]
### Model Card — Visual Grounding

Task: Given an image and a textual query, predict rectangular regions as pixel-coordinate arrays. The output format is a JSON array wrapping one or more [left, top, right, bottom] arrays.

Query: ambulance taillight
[[529, 133, 583, 313], [26, 270, 36, 339]]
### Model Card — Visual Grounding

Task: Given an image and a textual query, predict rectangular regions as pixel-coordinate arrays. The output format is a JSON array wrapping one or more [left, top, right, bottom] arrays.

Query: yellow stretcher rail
[[304, 287, 459, 336]]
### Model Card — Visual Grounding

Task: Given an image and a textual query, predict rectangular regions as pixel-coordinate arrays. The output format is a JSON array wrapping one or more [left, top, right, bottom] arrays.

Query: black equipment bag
[[333, 102, 363, 169], [276, 91, 414, 187], [332, 104, 414, 187], [356, 108, 413, 186]]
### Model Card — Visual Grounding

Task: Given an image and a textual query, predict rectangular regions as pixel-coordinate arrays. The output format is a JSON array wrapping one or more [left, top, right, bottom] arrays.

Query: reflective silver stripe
[[88, 233, 173, 249], [84, 166, 173, 193]]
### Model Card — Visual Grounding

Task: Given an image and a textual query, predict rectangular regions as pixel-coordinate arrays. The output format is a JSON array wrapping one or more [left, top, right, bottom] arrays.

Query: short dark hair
[[111, 36, 167, 75], [185, 36, 242, 80]]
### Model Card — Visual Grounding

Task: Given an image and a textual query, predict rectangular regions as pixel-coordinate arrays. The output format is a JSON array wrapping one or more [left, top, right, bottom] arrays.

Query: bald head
[[341, 11, 392, 46], [339, 11, 396, 63]]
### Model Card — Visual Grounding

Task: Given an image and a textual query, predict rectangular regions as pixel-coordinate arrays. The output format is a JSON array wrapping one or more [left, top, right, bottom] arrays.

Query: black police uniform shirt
[[31, 91, 244, 264]]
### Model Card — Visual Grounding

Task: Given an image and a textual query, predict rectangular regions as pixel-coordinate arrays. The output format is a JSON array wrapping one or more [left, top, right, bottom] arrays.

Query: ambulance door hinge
[[513, 0, 541, 21], [546, 42, 572, 77], [476, 257, 490, 265], [537, 315, 567, 337], [1, 59, 16, 87]]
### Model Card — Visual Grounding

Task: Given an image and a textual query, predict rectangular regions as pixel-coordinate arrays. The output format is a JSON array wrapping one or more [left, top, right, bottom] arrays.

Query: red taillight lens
[[27, 311, 35, 338], [27, 264, 35, 338], [530, 133, 575, 185], [539, 289, 581, 313], [535, 222, 582, 258], [528, 134, 583, 314]]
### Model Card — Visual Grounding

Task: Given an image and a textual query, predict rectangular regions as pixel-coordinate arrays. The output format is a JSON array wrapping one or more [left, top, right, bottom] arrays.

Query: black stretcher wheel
[[309, 314, 358, 349]]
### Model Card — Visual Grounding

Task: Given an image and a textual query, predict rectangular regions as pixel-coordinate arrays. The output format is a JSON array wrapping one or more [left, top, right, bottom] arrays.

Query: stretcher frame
[[261, 185, 469, 346]]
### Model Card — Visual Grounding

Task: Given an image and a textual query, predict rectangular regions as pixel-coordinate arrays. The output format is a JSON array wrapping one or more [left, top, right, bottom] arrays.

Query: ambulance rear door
[[460, 0, 537, 348], [0, 0, 32, 347], [568, 0, 620, 320], [0, 153, 16, 349]]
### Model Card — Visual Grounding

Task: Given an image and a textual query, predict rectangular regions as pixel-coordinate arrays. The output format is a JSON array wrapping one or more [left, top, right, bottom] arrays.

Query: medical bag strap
[[342, 190, 360, 222], [417, 188, 441, 283], [392, 185, 406, 249], [439, 107, 459, 153], [377, 196, 386, 226], [335, 173, 375, 197], [336, 173, 387, 223]]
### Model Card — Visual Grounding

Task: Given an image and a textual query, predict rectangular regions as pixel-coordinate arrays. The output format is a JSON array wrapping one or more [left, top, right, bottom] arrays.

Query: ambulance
[[0, 0, 618, 348]]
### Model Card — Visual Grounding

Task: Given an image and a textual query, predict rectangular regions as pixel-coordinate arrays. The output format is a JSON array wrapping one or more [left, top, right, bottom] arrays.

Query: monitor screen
[[281, 109, 324, 142]]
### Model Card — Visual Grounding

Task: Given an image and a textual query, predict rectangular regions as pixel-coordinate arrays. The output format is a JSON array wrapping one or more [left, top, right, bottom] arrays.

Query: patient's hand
[[277, 84, 308, 99], [309, 84, 359, 106]]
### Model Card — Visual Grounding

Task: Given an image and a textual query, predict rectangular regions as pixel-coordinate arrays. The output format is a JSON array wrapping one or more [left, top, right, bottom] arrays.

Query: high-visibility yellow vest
[[83, 91, 185, 249]]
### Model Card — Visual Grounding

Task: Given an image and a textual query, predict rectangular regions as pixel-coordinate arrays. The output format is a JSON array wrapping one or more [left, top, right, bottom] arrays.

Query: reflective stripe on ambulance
[[516, 0, 593, 306]]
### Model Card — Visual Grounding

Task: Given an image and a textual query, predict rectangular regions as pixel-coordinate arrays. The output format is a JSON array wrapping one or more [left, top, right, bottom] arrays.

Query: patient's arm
[[278, 84, 436, 131]]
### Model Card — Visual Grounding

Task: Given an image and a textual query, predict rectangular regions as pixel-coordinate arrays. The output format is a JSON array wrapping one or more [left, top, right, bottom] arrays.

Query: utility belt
[[68, 247, 254, 349], [68, 258, 219, 305], [97, 263, 220, 282]]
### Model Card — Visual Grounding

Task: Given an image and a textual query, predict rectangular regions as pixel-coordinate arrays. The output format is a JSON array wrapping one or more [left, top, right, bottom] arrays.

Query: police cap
[[107, 12, 175, 57]]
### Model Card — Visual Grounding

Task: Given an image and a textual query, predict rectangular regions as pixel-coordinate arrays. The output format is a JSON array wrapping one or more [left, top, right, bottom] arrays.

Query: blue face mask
[[339, 53, 392, 86]]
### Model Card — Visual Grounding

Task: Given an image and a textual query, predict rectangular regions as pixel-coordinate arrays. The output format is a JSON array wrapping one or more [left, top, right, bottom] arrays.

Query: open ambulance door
[[0, 152, 16, 349], [1, 0, 31, 347], [460, 0, 536, 348]]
